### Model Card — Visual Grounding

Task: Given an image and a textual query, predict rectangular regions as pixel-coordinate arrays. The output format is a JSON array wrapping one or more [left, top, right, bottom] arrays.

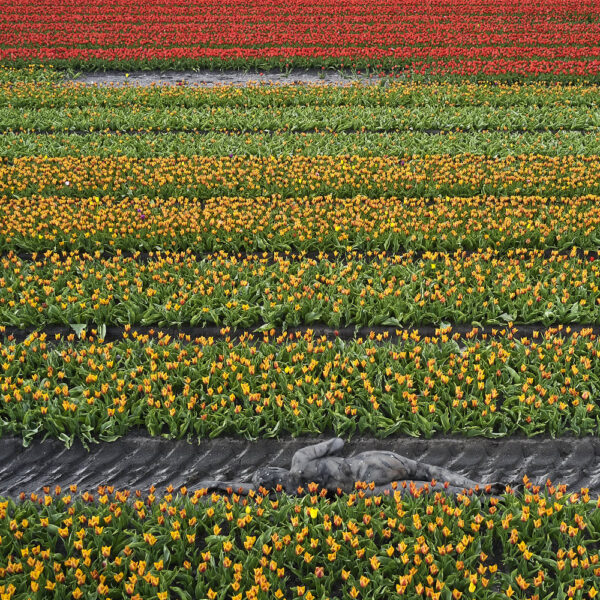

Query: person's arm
[[291, 438, 344, 473]]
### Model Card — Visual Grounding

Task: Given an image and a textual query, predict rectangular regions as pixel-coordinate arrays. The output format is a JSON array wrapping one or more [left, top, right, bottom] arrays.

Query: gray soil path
[[70, 69, 387, 87], [1, 434, 598, 497]]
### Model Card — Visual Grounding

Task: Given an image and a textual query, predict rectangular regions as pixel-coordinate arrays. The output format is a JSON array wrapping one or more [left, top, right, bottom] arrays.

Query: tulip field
[[3, 1, 600, 598], [1, 328, 599, 447], [2, 483, 600, 600], [2, 0, 600, 77]]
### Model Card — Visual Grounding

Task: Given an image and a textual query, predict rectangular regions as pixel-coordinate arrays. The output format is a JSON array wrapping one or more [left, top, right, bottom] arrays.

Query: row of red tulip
[[2, 0, 600, 74]]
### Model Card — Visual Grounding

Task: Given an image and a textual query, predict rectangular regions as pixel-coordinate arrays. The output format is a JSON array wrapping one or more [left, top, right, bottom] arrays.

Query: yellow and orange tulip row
[[6, 80, 600, 108], [3, 154, 600, 198], [1, 194, 600, 253], [1, 327, 599, 444], [0, 482, 599, 600], [0, 248, 598, 330]]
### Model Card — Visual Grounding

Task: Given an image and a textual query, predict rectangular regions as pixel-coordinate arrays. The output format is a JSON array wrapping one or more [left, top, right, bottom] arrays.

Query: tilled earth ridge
[[1, 434, 598, 497], [70, 69, 387, 87]]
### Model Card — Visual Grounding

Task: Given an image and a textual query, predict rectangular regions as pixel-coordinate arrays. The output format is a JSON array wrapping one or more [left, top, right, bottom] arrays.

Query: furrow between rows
[[1, 433, 598, 497], [3, 322, 599, 344]]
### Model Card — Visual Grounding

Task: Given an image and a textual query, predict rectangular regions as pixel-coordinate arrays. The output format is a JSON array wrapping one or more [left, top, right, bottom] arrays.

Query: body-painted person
[[198, 438, 504, 496]]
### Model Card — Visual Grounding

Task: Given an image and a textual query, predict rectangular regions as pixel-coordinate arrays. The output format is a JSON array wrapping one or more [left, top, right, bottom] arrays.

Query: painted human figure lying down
[[197, 438, 505, 496]]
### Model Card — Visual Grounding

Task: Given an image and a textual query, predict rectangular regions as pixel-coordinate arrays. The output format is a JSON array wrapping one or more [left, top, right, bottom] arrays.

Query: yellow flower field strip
[[3, 154, 600, 198], [1, 323, 599, 443], [2, 194, 600, 253], [0, 249, 597, 330], [0, 484, 599, 600], [5, 80, 600, 110], [4, 130, 600, 160]]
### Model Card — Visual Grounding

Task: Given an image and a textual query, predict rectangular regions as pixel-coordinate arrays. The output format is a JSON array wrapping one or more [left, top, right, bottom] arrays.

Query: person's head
[[252, 466, 293, 491]]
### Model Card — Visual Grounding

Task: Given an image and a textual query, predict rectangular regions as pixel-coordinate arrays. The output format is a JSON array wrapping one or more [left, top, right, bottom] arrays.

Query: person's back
[[290, 438, 349, 490], [291, 441, 415, 491]]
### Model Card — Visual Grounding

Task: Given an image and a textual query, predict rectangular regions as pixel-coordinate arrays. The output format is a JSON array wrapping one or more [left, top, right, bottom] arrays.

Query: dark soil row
[[1, 432, 598, 497], [4, 248, 599, 266], [3, 322, 598, 345]]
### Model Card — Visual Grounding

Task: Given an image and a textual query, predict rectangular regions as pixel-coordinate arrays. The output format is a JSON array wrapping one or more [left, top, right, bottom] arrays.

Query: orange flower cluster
[[2, 154, 600, 198], [1, 326, 599, 442], [0, 482, 599, 600], [1, 194, 600, 253]]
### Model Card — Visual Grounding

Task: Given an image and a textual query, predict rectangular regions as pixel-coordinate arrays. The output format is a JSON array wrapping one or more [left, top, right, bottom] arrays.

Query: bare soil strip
[[69, 69, 387, 87], [1, 433, 597, 497], [2, 323, 598, 345]]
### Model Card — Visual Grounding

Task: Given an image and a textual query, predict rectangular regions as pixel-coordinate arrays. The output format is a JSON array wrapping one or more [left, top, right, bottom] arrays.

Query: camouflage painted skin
[[198, 438, 504, 496]]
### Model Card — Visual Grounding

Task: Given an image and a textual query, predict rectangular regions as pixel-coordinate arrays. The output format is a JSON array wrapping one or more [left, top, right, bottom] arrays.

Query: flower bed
[[1, 328, 599, 446], [0, 249, 598, 329], [4, 154, 600, 199], [2, 5, 600, 593], [2, 195, 600, 253], [5, 89, 600, 133], [2, 0, 600, 77], [5, 130, 600, 160], [3, 80, 600, 164], [6, 80, 600, 111], [1, 483, 599, 599]]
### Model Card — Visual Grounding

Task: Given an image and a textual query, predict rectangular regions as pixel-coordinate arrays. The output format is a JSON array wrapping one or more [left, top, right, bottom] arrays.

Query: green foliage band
[[1, 328, 599, 446]]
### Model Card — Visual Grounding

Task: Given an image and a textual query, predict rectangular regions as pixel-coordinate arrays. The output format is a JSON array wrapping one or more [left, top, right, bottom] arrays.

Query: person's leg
[[405, 459, 497, 491], [362, 480, 472, 497], [347, 451, 502, 493], [355, 452, 488, 490]]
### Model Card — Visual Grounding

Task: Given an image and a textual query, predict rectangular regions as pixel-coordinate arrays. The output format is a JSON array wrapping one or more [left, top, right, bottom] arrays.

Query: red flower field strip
[[4, 32, 600, 49], [4, 48, 600, 67], [2, 0, 600, 72]]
